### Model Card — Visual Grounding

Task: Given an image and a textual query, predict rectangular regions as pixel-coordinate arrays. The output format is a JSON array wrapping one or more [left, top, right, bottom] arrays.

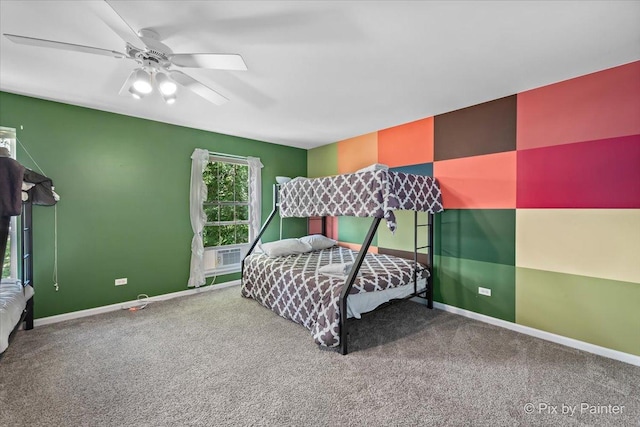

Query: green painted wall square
[[338, 216, 378, 246], [433, 255, 516, 322], [435, 209, 515, 266], [378, 210, 428, 254], [390, 163, 433, 177], [307, 143, 338, 178], [516, 267, 640, 356]]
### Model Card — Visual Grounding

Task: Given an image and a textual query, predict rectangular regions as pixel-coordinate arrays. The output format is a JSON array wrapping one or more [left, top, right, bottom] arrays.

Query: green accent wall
[[0, 91, 306, 318], [435, 209, 516, 266], [337, 216, 378, 246], [377, 210, 428, 254], [516, 267, 640, 355], [434, 255, 516, 322]]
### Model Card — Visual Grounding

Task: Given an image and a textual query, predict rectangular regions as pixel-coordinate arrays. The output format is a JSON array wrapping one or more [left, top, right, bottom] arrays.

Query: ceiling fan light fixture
[[162, 92, 177, 105], [156, 72, 177, 96], [132, 69, 153, 94], [128, 85, 146, 99], [5, 7, 246, 107]]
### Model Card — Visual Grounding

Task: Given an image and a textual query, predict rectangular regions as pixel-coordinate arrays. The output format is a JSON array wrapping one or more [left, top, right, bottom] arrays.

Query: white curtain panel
[[246, 156, 263, 242], [187, 148, 209, 287]]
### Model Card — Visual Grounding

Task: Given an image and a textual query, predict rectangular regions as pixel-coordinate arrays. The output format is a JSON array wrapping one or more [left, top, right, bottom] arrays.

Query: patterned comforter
[[241, 246, 428, 347], [279, 170, 443, 232]]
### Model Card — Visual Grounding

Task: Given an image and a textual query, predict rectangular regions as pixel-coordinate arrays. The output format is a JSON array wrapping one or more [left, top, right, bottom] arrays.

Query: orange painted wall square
[[434, 151, 517, 209], [378, 117, 434, 167], [517, 61, 640, 150], [337, 133, 378, 174]]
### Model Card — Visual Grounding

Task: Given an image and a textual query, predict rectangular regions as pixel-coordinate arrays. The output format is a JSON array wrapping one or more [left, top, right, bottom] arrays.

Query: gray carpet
[[1, 285, 638, 427]]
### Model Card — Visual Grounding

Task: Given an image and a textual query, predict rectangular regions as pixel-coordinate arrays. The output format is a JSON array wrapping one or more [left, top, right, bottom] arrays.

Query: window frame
[[202, 154, 255, 276], [1, 127, 18, 280]]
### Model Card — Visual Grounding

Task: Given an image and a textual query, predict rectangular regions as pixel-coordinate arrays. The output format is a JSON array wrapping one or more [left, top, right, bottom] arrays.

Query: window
[[199, 155, 261, 276], [202, 160, 250, 248], [1, 126, 18, 280], [188, 150, 262, 285]]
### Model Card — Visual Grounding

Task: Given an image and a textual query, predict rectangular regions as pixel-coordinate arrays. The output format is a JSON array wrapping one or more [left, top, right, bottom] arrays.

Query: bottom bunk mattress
[[0, 279, 34, 354], [241, 246, 428, 347]]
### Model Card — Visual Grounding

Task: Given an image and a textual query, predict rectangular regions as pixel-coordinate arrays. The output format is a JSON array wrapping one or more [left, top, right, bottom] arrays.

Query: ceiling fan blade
[[4, 33, 125, 58], [99, 0, 145, 49], [169, 53, 247, 71], [169, 71, 229, 105]]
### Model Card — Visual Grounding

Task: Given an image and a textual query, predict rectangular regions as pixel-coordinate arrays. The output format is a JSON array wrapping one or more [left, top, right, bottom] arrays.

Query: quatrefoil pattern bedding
[[279, 170, 444, 232], [241, 246, 428, 347]]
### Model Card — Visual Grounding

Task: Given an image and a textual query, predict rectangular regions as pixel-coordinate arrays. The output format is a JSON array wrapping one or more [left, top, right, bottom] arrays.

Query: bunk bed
[[0, 199, 34, 357], [241, 168, 444, 355], [1, 152, 56, 358]]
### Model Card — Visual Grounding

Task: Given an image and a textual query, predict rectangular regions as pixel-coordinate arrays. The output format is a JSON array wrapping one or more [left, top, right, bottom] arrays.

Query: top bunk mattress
[[279, 170, 443, 232]]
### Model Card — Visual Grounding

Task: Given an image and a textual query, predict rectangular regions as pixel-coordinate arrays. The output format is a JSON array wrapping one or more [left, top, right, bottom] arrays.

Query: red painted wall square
[[434, 151, 517, 209], [378, 117, 434, 167], [308, 216, 338, 239], [517, 134, 640, 208], [517, 61, 640, 150]]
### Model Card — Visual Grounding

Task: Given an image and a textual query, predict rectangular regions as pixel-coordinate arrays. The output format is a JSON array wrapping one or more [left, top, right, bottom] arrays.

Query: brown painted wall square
[[434, 95, 517, 161]]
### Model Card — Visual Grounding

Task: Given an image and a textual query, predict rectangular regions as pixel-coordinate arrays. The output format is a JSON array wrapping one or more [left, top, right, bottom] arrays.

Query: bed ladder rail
[[339, 217, 381, 356], [413, 211, 434, 309], [241, 184, 280, 281], [21, 201, 34, 330]]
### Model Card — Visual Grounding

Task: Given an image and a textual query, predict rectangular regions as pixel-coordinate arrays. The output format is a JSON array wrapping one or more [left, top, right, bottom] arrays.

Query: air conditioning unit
[[204, 245, 248, 275], [211, 247, 243, 269]]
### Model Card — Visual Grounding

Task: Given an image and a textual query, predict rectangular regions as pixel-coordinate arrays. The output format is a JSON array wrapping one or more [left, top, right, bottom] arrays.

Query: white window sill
[[205, 264, 241, 277]]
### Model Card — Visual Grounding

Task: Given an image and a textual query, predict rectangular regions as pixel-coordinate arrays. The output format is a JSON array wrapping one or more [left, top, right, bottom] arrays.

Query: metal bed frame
[[1, 199, 34, 360], [241, 184, 434, 355], [21, 199, 34, 331]]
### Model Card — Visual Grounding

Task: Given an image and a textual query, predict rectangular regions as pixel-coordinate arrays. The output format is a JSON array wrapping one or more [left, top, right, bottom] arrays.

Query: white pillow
[[355, 163, 389, 173], [261, 238, 313, 258], [299, 234, 337, 251]]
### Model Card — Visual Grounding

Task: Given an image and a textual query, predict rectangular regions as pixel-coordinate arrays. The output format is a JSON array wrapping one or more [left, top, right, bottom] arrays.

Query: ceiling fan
[[3, 0, 247, 106]]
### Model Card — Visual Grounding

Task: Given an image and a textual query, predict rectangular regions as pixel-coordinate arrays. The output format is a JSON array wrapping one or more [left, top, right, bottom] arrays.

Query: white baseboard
[[34, 280, 241, 328], [419, 299, 639, 367]]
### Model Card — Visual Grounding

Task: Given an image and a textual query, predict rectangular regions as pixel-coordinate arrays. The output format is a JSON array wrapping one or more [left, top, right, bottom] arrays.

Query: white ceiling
[[1, 1, 639, 150]]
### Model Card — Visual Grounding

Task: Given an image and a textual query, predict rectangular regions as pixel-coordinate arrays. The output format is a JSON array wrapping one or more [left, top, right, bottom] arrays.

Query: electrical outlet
[[115, 278, 127, 286], [478, 286, 491, 297]]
